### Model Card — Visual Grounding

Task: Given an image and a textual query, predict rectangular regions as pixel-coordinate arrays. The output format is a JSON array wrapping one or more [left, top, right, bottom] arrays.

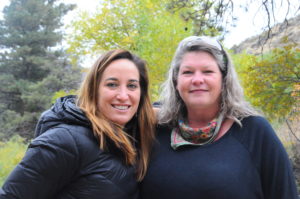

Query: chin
[[188, 102, 211, 109], [112, 118, 131, 127]]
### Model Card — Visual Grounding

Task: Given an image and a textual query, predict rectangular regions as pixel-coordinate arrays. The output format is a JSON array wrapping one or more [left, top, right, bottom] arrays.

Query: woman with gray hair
[[140, 36, 298, 199]]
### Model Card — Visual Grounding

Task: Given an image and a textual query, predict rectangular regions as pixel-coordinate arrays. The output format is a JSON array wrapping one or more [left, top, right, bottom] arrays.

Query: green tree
[[238, 42, 300, 121], [67, 0, 195, 99], [67, 0, 300, 100], [166, 0, 236, 36], [0, 0, 81, 140], [68, 0, 239, 99]]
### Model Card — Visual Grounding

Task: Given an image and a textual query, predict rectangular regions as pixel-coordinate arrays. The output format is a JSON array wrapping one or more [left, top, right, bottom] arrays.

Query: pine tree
[[0, 0, 81, 140]]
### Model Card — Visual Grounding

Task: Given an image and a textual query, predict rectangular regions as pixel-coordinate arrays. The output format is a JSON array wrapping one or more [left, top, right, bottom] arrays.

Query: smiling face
[[176, 51, 222, 113], [97, 59, 141, 127]]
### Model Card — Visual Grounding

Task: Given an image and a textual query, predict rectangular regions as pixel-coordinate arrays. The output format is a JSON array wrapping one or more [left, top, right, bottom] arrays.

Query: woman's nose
[[116, 87, 129, 100], [191, 72, 204, 85]]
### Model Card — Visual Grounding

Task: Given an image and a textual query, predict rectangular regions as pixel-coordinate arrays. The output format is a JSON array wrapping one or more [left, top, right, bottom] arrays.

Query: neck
[[186, 106, 220, 128]]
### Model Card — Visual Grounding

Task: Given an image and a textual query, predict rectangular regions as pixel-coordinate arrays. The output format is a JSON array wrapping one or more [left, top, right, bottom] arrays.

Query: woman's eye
[[182, 71, 192, 74], [106, 83, 118, 88], [128, 84, 138, 89], [203, 70, 213, 73]]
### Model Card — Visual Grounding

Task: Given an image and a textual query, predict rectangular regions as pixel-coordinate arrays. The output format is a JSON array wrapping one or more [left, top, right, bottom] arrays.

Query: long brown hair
[[77, 49, 155, 181]]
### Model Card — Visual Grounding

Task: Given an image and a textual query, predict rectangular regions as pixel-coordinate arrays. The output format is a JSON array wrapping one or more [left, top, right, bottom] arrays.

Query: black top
[[140, 116, 298, 199], [0, 95, 139, 199]]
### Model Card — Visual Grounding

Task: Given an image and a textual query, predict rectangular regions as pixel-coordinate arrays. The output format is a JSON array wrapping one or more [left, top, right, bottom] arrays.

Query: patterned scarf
[[171, 115, 223, 150]]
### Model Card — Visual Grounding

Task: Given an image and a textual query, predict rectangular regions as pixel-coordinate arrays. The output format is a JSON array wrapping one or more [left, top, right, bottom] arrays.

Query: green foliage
[[0, 0, 82, 141], [231, 51, 256, 73], [67, 0, 233, 100], [52, 89, 77, 103], [166, 0, 235, 36], [236, 43, 300, 121], [0, 110, 40, 141], [0, 0, 75, 81], [0, 136, 27, 186]]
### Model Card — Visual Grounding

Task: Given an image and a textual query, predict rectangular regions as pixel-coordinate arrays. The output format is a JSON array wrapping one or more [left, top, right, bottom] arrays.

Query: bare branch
[[286, 119, 300, 143]]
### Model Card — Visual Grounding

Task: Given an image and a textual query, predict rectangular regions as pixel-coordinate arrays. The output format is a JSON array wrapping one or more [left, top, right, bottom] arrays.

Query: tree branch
[[286, 119, 300, 143]]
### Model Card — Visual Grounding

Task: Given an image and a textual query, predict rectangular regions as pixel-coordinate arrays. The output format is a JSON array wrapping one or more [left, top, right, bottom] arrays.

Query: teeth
[[114, 105, 129, 110]]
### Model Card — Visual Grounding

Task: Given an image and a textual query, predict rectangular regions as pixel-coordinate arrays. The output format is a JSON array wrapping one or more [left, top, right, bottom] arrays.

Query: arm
[[258, 118, 298, 199], [0, 127, 79, 199]]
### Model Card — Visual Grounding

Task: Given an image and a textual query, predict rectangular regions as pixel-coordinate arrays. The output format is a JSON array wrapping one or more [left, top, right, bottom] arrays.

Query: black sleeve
[[253, 117, 299, 199], [0, 127, 80, 199]]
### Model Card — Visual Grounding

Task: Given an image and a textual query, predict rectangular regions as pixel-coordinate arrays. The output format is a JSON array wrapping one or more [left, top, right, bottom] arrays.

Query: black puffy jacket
[[0, 95, 139, 199]]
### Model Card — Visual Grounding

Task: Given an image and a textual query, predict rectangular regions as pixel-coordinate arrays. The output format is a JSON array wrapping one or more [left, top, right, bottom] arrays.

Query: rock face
[[231, 15, 300, 54]]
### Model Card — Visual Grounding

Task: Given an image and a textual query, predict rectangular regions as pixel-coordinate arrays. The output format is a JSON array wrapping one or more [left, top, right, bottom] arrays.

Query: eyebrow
[[180, 65, 193, 69], [180, 65, 211, 69], [104, 77, 139, 82], [129, 79, 139, 83]]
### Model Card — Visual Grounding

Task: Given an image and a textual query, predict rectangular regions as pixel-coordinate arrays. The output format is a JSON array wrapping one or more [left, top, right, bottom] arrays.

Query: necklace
[[171, 114, 224, 150]]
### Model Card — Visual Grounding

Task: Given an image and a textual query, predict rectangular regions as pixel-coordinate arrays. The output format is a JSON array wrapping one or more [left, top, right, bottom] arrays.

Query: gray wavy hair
[[158, 36, 260, 126]]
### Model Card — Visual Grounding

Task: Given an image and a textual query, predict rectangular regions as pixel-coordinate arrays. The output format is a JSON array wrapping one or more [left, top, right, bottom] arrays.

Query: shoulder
[[32, 124, 98, 158], [240, 116, 272, 129], [230, 116, 284, 154], [237, 119, 298, 198], [231, 116, 287, 159], [233, 116, 275, 138]]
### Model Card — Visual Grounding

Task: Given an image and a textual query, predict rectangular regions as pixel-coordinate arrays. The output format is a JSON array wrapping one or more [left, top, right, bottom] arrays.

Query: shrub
[[0, 136, 27, 186]]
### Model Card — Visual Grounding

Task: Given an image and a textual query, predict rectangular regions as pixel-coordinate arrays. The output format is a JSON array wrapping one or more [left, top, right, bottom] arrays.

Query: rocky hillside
[[231, 14, 300, 54]]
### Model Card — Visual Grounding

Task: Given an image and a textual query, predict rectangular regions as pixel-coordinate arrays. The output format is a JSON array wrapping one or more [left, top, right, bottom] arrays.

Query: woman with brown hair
[[0, 49, 156, 199]]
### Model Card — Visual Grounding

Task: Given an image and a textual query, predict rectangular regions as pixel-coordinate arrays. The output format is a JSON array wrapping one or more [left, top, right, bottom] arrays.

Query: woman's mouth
[[112, 105, 130, 110]]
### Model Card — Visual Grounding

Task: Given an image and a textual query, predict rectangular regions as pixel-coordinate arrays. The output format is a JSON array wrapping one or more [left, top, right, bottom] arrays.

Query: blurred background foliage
[[0, 0, 299, 189], [0, 0, 81, 141], [0, 136, 26, 186]]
